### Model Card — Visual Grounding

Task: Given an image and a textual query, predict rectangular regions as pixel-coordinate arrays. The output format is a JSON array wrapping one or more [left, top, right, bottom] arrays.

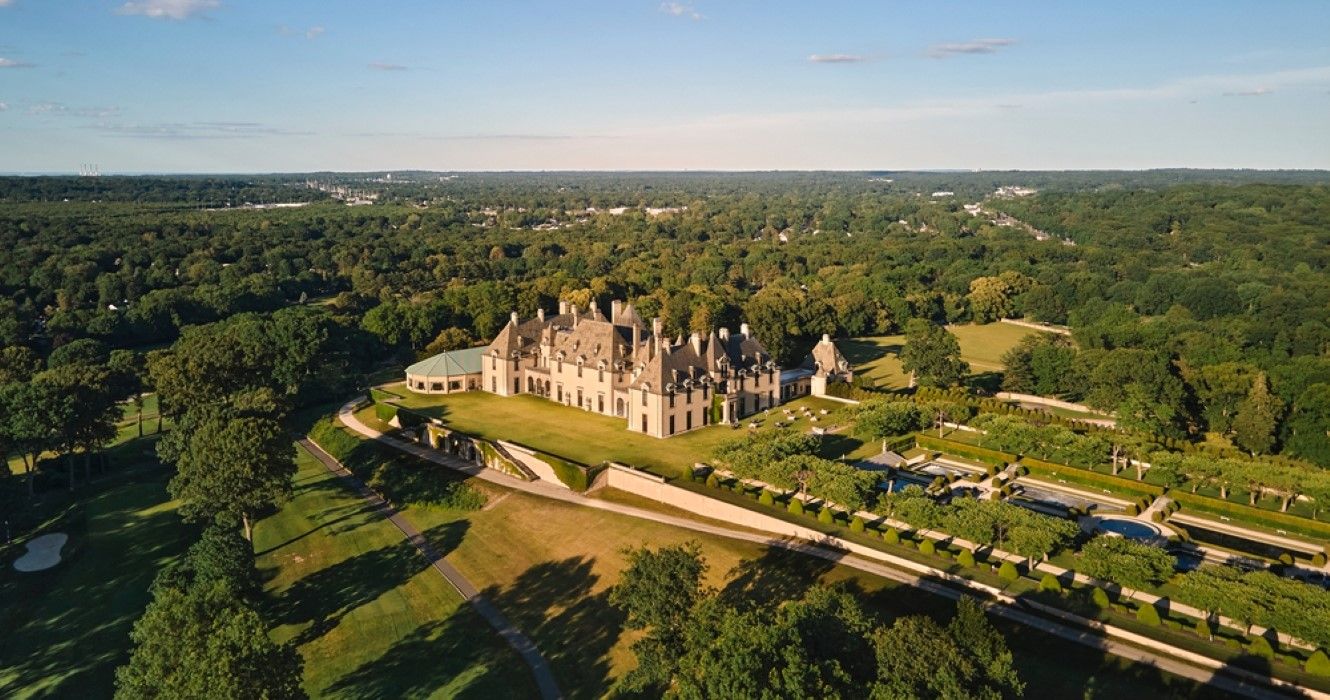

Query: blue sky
[[1, 0, 1328, 172]]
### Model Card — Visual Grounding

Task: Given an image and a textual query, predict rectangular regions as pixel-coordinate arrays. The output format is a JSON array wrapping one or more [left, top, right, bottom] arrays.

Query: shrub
[[1150, 511, 1164, 523], [1194, 617, 1212, 639], [1306, 649, 1330, 677], [1125, 504, 1140, 516], [919, 539, 936, 556], [1039, 573, 1062, 593], [1091, 587, 1111, 609], [1314, 552, 1328, 567], [884, 528, 900, 545], [705, 473, 720, 488], [1247, 635, 1275, 661], [998, 561, 1019, 582], [758, 490, 775, 506], [1278, 552, 1294, 566], [818, 508, 835, 525], [850, 516, 865, 533], [1136, 603, 1161, 626], [543, 453, 590, 491], [788, 500, 805, 516], [374, 402, 398, 422], [957, 549, 976, 568]]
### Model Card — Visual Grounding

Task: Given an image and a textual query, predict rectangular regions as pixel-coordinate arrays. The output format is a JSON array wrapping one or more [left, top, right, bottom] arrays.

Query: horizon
[[2, 1, 1328, 172]]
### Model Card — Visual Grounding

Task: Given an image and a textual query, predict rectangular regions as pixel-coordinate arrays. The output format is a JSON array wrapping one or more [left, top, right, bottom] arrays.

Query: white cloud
[[116, 0, 220, 21], [0, 0, 15, 8], [91, 120, 311, 139], [660, 2, 702, 20], [808, 54, 868, 64], [368, 61, 408, 71], [279, 24, 324, 40], [1223, 87, 1273, 97], [0, 57, 35, 68], [305, 26, 325, 39], [928, 38, 1017, 59], [0, 102, 8, 111]]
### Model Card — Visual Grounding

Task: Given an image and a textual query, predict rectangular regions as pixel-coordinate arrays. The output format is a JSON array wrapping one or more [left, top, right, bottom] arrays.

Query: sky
[[0, 0, 1328, 173]]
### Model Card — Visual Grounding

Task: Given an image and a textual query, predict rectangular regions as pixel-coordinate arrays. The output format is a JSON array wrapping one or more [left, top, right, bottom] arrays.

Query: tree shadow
[[719, 545, 836, 611], [272, 520, 469, 646], [324, 609, 533, 700], [966, 371, 1004, 393], [479, 556, 623, 700], [253, 501, 377, 557]]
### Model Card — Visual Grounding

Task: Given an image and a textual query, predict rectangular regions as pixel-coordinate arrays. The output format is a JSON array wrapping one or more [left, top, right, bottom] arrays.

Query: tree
[[853, 399, 926, 441], [1077, 535, 1175, 593], [871, 598, 1023, 700], [900, 319, 967, 388], [422, 327, 474, 356], [0, 382, 70, 497], [33, 364, 119, 489], [114, 582, 304, 700], [609, 542, 707, 693], [1232, 373, 1282, 455], [166, 412, 295, 540], [0, 345, 42, 384], [1284, 383, 1330, 466]]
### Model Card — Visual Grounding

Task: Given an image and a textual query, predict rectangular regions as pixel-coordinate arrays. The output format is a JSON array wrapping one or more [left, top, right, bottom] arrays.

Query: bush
[[1278, 552, 1294, 566], [374, 402, 398, 422], [1039, 573, 1062, 593], [998, 561, 1019, 582], [957, 549, 976, 568], [1194, 617, 1212, 639], [884, 528, 900, 545], [542, 453, 590, 491], [1136, 603, 1161, 626], [1125, 504, 1140, 516], [705, 473, 720, 488], [788, 500, 805, 516], [919, 539, 936, 555], [1305, 649, 1330, 677], [1314, 552, 1327, 567], [1247, 635, 1275, 661], [758, 490, 775, 506], [1091, 587, 1111, 609], [818, 508, 835, 525], [849, 515, 865, 533], [1150, 511, 1164, 523]]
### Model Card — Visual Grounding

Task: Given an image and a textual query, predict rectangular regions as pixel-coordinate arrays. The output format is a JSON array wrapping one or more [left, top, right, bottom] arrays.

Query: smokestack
[[590, 299, 599, 319], [632, 321, 641, 356], [510, 311, 519, 326], [559, 300, 569, 315], [611, 300, 622, 323], [822, 333, 830, 343], [719, 327, 730, 341], [572, 304, 580, 327], [652, 317, 662, 355], [740, 323, 751, 338], [690, 332, 702, 355], [537, 308, 545, 322]]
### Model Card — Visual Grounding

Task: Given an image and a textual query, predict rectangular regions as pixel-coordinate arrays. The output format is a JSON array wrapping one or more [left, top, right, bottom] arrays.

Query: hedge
[[1169, 490, 1330, 543], [1307, 649, 1330, 677], [1136, 602, 1161, 626], [915, 434, 1015, 466], [998, 561, 1019, 582], [1019, 456, 1164, 499], [309, 419, 362, 462], [374, 402, 399, 422], [542, 453, 591, 491]]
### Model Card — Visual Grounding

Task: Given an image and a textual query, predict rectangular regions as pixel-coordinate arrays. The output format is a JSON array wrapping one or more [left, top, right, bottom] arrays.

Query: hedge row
[[1169, 490, 1330, 545], [1020, 456, 1164, 499], [542, 452, 592, 491], [374, 402, 398, 423], [309, 418, 362, 461], [915, 434, 1015, 466]]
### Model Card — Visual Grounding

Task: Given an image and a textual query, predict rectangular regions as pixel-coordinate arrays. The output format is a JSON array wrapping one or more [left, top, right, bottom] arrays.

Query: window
[[668, 393, 675, 409], [702, 385, 709, 400], [641, 389, 647, 406], [669, 415, 675, 435], [491, 356, 496, 370], [686, 388, 692, 404], [641, 415, 648, 432], [702, 407, 709, 426], [577, 363, 583, 378], [598, 367, 604, 383], [431, 382, 443, 391], [598, 394, 604, 413], [514, 378, 520, 394], [449, 380, 461, 391], [577, 389, 583, 407], [557, 384, 563, 402], [685, 411, 692, 430], [491, 378, 496, 392]]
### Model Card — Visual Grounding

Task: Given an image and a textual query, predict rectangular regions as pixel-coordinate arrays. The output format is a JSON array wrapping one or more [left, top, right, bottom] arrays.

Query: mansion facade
[[469, 299, 852, 438]]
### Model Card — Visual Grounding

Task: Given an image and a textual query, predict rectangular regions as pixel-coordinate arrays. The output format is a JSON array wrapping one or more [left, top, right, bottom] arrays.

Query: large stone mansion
[[405, 299, 852, 438]]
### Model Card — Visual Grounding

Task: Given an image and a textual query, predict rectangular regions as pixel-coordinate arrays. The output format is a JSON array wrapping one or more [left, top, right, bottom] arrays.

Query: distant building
[[405, 347, 484, 394]]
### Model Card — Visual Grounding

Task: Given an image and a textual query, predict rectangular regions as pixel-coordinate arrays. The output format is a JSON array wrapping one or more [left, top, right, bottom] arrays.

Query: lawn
[[391, 390, 857, 478], [842, 322, 1045, 390], [0, 469, 190, 698], [254, 445, 535, 699]]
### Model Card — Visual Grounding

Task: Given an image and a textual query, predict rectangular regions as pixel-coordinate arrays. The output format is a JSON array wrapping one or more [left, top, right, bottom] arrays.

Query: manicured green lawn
[[0, 470, 189, 698], [392, 391, 855, 477], [842, 322, 1044, 389], [255, 445, 535, 699]]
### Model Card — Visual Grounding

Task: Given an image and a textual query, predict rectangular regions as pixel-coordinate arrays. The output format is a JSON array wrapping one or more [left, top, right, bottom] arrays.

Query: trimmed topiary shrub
[[1305, 649, 1330, 677], [884, 528, 900, 545], [919, 539, 936, 555], [957, 549, 976, 568], [1194, 617, 1212, 639], [1278, 552, 1294, 566], [850, 515, 865, 533], [705, 473, 720, 488], [818, 508, 835, 525], [1039, 573, 1062, 593], [1150, 511, 1164, 523], [1091, 587, 1111, 609], [758, 490, 775, 506], [1247, 635, 1275, 661], [788, 500, 805, 516], [1136, 603, 1161, 626], [1313, 551, 1328, 567], [998, 561, 1019, 582]]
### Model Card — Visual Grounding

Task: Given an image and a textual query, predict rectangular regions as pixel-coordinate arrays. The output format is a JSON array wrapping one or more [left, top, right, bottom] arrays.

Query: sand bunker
[[13, 533, 68, 572]]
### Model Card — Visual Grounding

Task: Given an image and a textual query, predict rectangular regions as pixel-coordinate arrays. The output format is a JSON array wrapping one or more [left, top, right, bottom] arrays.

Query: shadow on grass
[[720, 546, 836, 611], [324, 607, 533, 700], [254, 501, 378, 558], [273, 520, 470, 647], [480, 556, 622, 700]]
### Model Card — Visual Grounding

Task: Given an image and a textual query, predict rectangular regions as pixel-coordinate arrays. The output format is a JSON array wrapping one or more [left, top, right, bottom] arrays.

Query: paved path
[[297, 438, 563, 700], [336, 400, 1319, 700]]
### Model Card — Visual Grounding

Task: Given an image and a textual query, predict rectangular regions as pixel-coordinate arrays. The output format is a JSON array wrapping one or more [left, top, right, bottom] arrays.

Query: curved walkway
[[336, 399, 1320, 700], [297, 438, 562, 700]]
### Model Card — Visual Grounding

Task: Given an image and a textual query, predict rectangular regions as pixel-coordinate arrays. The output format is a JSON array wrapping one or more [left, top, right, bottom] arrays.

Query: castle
[[406, 299, 852, 438]]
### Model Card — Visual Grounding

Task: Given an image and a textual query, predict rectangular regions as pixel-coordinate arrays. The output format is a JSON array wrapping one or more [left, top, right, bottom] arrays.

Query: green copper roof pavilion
[[406, 347, 485, 378]]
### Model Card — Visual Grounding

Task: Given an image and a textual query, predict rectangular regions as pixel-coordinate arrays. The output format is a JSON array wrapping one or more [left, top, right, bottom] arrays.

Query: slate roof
[[406, 346, 486, 377]]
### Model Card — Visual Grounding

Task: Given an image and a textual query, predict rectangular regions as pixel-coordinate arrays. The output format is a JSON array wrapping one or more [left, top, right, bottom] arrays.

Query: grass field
[[391, 391, 858, 477], [0, 469, 189, 698], [255, 445, 535, 699], [841, 322, 1044, 389]]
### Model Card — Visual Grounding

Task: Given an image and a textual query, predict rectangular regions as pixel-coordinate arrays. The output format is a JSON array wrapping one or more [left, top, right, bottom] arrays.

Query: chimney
[[690, 332, 702, 355], [559, 300, 569, 315], [740, 322, 751, 338], [537, 308, 545, 322], [822, 333, 831, 343], [611, 300, 622, 323], [589, 299, 599, 319], [510, 311, 519, 326], [719, 327, 730, 341], [652, 317, 663, 354], [632, 321, 641, 355], [572, 304, 580, 327]]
